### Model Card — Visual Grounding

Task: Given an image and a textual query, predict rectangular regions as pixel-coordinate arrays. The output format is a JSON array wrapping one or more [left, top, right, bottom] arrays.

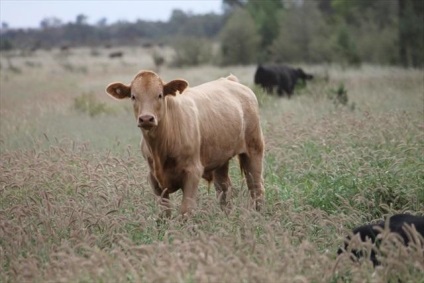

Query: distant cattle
[[142, 42, 153, 48], [338, 214, 424, 266], [106, 71, 265, 217], [60, 45, 70, 52], [254, 64, 313, 98], [109, 51, 123, 58]]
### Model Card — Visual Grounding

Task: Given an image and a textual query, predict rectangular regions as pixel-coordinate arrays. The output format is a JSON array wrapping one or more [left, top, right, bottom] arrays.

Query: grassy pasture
[[0, 47, 423, 282]]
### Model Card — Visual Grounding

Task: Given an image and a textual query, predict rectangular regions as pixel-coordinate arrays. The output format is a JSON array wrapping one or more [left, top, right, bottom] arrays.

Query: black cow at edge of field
[[254, 64, 314, 98], [338, 214, 424, 266]]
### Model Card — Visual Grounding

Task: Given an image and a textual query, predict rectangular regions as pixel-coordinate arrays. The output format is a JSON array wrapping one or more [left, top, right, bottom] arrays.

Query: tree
[[168, 9, 189, 31], [335, 23, 361, 66], [75, 14, 88, 25], [222, 0, 247, 11], [331, 0, 424, 66], [269, 1, 333, 63], [0, 38, 13, 50], [220, 8, 259, 65], [40, 17, 63, 29], [97, 18, 108, 27], [222, 0, 282, 60], [171, 37, 213, 67], [246, 0, 282, 49], [398, 0, 424, 67]]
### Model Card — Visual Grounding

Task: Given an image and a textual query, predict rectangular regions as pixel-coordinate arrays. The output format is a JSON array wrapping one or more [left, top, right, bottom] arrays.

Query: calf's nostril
[[138, 115, 155, 125]]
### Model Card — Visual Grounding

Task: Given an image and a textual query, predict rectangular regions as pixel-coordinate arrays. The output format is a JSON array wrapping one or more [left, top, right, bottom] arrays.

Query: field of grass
[[1, 46, 423, 282]]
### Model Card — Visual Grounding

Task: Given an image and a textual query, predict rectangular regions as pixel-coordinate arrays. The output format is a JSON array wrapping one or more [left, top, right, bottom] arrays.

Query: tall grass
[[0, 48, 423, 282]]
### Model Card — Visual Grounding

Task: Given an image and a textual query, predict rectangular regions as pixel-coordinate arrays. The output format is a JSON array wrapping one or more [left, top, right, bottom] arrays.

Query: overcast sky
[[0, 0, 223, 29]]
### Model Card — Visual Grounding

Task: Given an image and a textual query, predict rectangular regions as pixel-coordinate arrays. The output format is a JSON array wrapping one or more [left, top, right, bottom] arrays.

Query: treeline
[[1, 0, 423, 67], [220, 0, 423, 67], [0, 10, 224, 49]]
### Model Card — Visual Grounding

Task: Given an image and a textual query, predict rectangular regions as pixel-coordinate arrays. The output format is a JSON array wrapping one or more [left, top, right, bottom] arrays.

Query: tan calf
[[106, 71, 265, 216]]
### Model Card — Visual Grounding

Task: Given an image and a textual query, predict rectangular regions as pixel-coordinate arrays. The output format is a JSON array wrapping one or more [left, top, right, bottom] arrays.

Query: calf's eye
[[158, 93, 163, 99], [131, 94, 135, 101]]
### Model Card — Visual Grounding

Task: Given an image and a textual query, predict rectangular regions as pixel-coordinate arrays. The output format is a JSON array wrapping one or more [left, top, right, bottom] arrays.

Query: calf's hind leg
[[213, 161, 232, 209], [239, 151, 265, 211]]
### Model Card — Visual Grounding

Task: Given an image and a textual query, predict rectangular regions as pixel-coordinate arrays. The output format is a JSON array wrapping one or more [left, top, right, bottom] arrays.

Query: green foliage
[[0, 38, 13, 51], [327, 83, 356, 111], [331, 0, 370, 20], [264, 111, 423, 217], [1, 10, 225, 49], [55, 53, 88, 73], [355, 17, 399, 65], [223, 0, 283, 60], [170, 37, 213, 67], [2, 0, 423, 66], [398, 0, 424, 67], [219, 8, 259, 65], [168, 9, 224, 38], [59, 62, 88, 73], [330, 0, 423, 67], [73, 92, 115, 117], [270, 0, 418, 66], [329, 83, 348, 106], [246, 0, 283, 51], [89, 48, 101, 57], [5, 57, 22, 73], [151, 48, 165, 69], [251, 85, 272, 107], [335, 24, 361, 66], [24, 60, 42, 68], [269, 1, 333, 63]]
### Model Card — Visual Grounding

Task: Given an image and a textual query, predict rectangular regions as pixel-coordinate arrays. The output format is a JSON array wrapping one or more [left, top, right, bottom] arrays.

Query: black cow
[[254, 64, 313, 98], [338, 214, 424, 266]]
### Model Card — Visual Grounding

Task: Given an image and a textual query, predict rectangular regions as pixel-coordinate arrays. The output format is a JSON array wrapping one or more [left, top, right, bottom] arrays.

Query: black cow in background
[[338, 214, 424, 267], [254, 64, 314, 98]]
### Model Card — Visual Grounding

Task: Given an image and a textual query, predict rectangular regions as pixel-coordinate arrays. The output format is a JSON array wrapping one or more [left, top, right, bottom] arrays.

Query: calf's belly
[[201, 138, 245, 170]]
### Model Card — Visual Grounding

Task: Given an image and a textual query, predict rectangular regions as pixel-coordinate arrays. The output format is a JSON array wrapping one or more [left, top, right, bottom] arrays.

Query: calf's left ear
[[164, 79, 188, 96], [106, 82, 131, 99]]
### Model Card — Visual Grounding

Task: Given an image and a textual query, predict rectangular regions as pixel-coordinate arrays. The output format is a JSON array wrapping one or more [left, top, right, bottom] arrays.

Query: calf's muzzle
[[138, 114, 157, 129]]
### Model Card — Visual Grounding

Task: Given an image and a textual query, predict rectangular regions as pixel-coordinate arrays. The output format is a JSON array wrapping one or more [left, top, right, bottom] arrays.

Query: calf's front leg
[[180, 167, 202, 215], [149, 172, 171, 218]]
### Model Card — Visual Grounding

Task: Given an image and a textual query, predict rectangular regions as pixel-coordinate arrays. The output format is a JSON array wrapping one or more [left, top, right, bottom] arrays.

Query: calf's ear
[[106, 83, 131, 99], [163, 79, 188, 96]]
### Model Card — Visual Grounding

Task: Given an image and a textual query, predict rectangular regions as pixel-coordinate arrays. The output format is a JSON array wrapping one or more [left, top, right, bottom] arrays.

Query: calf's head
[[106, 71, 188, 130]]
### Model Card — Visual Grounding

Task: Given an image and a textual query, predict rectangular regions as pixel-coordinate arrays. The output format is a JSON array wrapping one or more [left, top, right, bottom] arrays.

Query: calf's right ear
[[106, 82, 131, 99]]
